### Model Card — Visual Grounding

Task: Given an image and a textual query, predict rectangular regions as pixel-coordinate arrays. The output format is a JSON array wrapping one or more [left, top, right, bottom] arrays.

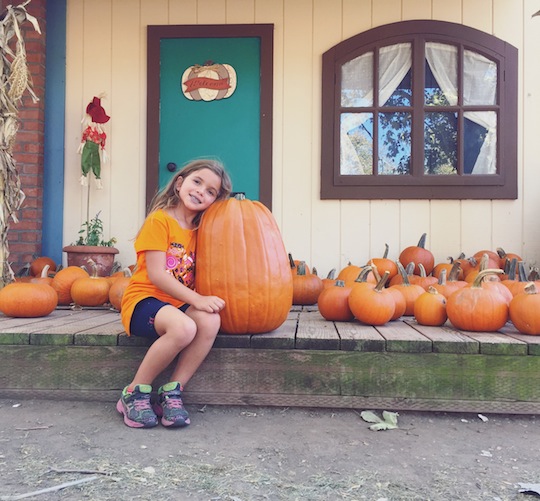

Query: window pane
[[424, 112, 457, 174], [341, 113, 373, 175], [341, 52, 373, 107], [464, 111, 497, 174], [378, 112, 411, 175], [379, 43, 412, 107], [425, 42, 457, 106], [463, 50, 497, 105]]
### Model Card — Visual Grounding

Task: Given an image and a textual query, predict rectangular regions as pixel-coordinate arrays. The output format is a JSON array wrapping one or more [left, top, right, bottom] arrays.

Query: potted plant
[[62, 211, 118, 276]]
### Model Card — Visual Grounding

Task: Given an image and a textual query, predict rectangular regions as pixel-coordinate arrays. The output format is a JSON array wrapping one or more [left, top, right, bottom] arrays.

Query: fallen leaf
[[360, 410, 399, 431]]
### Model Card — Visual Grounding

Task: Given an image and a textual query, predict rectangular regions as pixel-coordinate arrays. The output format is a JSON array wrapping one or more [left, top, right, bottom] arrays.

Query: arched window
[[321, 20, 518, 199]]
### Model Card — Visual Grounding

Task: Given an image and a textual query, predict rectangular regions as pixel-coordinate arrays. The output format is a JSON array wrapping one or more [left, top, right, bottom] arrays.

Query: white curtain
[[341, 43, 412, 174], [425, 42, 497, 174]]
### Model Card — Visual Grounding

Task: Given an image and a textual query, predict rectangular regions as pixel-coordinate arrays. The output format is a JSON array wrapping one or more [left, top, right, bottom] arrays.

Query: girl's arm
[[145, 250, 225, 313]]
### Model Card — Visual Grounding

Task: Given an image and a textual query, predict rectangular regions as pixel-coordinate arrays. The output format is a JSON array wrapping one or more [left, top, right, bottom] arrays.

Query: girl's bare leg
[[169, 308, 221, 386], [128, 305, 197, 387]]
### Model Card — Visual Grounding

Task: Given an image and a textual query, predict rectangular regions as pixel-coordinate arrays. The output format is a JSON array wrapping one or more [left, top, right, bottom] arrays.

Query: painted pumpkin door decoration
[[181, 61, 237, 101], [195, 195, 293, 334]]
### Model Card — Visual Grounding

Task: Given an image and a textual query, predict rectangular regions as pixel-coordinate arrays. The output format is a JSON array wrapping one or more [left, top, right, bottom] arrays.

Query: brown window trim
[[321, 20, 518, 200]]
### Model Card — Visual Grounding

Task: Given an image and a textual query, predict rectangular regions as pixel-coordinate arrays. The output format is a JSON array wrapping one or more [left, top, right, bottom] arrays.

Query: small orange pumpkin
[[414, 286, 447, 326], [399, 233, 435, 275], [369, 244, 398, 281], [292, 262, 324, 305], [389, 262, 425, 316], [108, 268, 132, 311], [447, 269, 508, 332], [51, 266, 90, 305], [318, 280, 354, 321], [29, 265, 54, 286], [30, 256, 57, 277], [71, 260, 111, 307], [348, 271, 394, 325], [509, 282, 540, 335], [0, 282, 58, 317]]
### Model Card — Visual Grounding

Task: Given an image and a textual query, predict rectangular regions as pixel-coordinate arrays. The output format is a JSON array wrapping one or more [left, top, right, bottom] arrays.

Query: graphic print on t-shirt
[[166, 242, 195, 288]]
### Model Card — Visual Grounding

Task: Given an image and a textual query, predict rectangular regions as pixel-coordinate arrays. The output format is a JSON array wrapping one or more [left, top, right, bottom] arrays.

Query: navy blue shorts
[[130, 297, 190, 340]]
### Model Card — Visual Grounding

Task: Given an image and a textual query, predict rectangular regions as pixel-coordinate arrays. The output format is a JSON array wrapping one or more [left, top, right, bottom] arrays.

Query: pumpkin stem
[[335, 280, 346, 288], [312, 267, 318, 276], [40, 265, 50, 278], [471, 268, 504, 288], [417, 233, 427, 249], [517, 261, 527, 282], [437, 268, 447, 285], [354, 265, 372, 283], [524, 282, 538, 295], [234, 193, 246, 200], [326, 268, 336, 280], [85, 258, 100, 278], [496, 247, 507, 259], [396, 261, 412, 286], [478, 253, 489, 271], [382, 243, 389, 259], [297, 261, 308, 276], [418, 263, 428, 278], [447, 261, 462, 281], [374, 271, 390, 291], [369, 260, 381, 283], [288, 253, 297, 270], [505, 258, 517, 280], [528, 266, 540, 281]]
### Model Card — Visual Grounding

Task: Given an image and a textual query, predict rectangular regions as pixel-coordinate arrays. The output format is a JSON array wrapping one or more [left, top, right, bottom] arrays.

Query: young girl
[[117, 159, 232, 428]]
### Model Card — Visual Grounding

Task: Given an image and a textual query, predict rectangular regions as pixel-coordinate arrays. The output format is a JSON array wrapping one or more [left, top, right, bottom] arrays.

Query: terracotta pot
[[62, 245, 119, 277]]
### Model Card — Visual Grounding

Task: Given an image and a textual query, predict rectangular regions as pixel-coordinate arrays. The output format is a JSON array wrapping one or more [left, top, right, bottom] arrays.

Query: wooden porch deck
[[1, 306, 539, 414]]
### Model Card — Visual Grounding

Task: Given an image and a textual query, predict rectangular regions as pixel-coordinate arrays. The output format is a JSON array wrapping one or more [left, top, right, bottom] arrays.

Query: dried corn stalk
[[0, 0, 40, 287]]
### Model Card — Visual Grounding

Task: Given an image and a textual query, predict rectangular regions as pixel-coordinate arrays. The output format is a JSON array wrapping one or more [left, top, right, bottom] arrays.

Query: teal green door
[[159, 37, 261, 199]]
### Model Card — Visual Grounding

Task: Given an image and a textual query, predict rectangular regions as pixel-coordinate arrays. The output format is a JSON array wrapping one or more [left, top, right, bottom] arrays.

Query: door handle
[[166, 162, 177, 172]]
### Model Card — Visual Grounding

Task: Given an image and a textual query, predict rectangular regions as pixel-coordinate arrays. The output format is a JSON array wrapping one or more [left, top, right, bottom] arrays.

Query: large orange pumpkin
[[0, 282, 58, 317], [195, 195, 293, 334]]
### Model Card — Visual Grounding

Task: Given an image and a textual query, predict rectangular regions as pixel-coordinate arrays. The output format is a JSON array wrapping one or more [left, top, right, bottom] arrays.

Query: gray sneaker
[[153, 382, 190, 427], [116, 384, 159, 428]]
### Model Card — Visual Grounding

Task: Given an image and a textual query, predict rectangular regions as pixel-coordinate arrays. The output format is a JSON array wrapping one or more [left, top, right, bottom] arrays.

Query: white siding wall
[[64, 0, 540, 277]]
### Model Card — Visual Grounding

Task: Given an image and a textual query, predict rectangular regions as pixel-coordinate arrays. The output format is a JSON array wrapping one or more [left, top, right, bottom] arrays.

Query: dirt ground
[[0, 398, 538, 501]]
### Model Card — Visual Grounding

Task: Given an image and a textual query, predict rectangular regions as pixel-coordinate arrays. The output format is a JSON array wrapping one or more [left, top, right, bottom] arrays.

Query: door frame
[[146, 24, 274, 210]]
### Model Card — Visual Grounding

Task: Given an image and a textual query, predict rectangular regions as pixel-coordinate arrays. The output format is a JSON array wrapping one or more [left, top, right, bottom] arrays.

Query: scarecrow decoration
[[78, 96, 110, 189], [0, 0, 40, 287]]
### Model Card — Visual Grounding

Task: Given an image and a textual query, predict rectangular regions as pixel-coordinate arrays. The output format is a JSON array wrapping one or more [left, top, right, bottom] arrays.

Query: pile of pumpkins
[[0, 256, 133, 318], [290, 234, 540, 336]]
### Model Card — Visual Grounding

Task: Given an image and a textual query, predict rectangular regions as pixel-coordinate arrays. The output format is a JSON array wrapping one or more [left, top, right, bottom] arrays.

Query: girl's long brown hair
[[147, 158, 233, 227]]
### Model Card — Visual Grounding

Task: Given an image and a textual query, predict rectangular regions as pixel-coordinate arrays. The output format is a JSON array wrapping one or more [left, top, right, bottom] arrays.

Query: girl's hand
[[193, 295, 225, 313]]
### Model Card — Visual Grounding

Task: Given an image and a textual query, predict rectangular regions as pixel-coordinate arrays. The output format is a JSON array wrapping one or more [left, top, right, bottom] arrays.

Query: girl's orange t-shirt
[[120, 209, 197, 335]]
